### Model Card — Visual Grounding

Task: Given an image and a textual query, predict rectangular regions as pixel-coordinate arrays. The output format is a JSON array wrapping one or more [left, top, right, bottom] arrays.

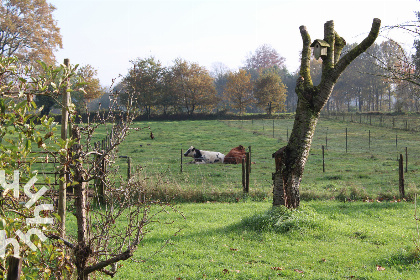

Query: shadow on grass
[[378, 250, 420, 271], [141, 203, 330, 247]]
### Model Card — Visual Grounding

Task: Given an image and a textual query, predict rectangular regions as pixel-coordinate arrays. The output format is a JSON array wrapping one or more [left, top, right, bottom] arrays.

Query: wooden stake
[[58, 58, 70, 238], [245, 152, 250, 193], [242, 158, 245, 191], [345, 128, 348, 153], [6, 256, 22, 280], [180, 149, 183, 173], [399, 154, 405, 198]]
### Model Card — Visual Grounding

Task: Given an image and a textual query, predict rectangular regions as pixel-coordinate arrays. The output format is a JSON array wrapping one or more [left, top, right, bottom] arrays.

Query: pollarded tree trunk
[[273, 19, 381, 208]]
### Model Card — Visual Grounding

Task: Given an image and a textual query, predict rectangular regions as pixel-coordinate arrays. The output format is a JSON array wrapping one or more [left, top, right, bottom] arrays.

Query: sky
[[49, 0, 420, 87]]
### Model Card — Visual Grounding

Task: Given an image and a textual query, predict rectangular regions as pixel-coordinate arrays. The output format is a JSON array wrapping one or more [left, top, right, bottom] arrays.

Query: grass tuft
[[239, 205, 327, 234]]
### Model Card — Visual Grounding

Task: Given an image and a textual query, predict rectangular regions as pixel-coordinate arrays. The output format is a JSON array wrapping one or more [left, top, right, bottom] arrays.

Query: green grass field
[[58, 117, 420, 279], [98, 200, 420, 280], [102, 118, 420, 202]]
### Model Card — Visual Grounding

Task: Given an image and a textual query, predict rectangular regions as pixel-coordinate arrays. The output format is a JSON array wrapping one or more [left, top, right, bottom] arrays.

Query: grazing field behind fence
[[54, 117, 420, 202]]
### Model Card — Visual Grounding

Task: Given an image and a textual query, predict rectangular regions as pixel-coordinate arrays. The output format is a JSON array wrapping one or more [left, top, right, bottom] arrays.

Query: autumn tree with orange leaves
[[224, 69, 254, 115], [0, 0, 62, 66]]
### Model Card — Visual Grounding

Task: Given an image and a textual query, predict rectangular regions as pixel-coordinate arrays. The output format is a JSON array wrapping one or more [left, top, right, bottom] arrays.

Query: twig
[[47, 234, 75, 249]]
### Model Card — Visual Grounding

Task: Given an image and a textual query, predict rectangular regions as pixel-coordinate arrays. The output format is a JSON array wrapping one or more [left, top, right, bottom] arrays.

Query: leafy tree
[[224, 69, 254, 115], [0, 0, 62, 65], [171, 58, 218, 115], [254, 68, 287, 115], [159, 67, 180, 114], [378, 40, 403, 111], [34, 63, 104, 115], [121, 57, 165, 118], [35, 94, 55, 116], [72, 64, 106, 111], [279, 68, 299, 112], [375, 13, 420, 108], [332, 43, 388, 112], [210, 62, 230, 111], [245, 44, 286, 72], [0, 56, 74, 278], [273, 19, 381, 209]]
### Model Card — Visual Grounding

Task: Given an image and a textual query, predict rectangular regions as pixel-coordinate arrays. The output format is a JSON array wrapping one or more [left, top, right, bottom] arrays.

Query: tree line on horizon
[[106, 37, 420, 118], [2, 0, 420, 117]]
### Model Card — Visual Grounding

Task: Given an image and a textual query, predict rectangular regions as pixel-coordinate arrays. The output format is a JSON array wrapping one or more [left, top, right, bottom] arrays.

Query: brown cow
[[224, 145, 246, 164]]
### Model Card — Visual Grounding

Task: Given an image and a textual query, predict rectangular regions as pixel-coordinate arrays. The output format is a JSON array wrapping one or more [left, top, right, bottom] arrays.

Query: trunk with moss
[[273, 19, 381, 208]]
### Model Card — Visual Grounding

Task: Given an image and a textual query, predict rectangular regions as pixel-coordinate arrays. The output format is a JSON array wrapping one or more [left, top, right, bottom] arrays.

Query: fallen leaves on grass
[[271, 267, 283, 271], [294, 269, 304, 273], [376, 265, 386, 271]]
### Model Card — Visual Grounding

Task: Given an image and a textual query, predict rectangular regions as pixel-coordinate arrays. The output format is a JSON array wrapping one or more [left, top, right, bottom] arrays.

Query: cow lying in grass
[[184, 146, 225, 164], [224, 145, 246, 164]]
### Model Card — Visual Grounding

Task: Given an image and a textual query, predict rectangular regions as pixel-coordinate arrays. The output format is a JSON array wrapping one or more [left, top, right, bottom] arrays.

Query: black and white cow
[[183, 146, 225, 164]]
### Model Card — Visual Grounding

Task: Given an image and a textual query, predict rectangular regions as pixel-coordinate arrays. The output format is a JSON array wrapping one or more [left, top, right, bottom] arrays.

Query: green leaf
[[0, 99, 5, 114], [25, 139, 31, 150], [16, 100, 27, 110]]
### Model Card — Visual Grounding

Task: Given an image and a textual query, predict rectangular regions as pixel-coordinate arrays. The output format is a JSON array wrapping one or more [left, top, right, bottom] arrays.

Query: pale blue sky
[[49, 0, 419, 87]]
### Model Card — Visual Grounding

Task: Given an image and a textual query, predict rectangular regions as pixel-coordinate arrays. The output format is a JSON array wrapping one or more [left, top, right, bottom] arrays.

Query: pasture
[[62, 117, 420, 279], [96, 117, 420, 202], [102, 200, 420, 279]]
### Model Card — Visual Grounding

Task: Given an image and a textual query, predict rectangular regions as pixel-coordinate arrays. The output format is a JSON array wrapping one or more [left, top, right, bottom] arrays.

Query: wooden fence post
[[322, 145, 325, 173], [180, 149, 183, 173], [405, 147, 408, 173], [58, 58, 70, 238], [6, 256, 22, 280], [345, 128, 348, 153], [245, 152, 250, 193], [248, 146, 252, 173], [399, 154, 405, 198], [242, 158, 245, 191]]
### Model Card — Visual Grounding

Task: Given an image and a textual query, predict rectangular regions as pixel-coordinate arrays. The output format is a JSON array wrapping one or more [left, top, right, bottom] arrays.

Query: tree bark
[[273, 18, 381, 208], [70, 125, 91, 280]]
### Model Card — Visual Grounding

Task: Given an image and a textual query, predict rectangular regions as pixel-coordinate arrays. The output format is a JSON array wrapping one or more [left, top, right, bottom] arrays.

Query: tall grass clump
[[239, 205, 328, 234]]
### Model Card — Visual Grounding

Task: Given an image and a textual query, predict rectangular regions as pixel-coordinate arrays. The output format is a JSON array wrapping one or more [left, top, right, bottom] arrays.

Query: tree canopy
[[170, 58, 218, 115], [0, 0, 62, 65], [245, 44, 286, 72], [254, 68, 287, 115], [224, 69, 254, 115]]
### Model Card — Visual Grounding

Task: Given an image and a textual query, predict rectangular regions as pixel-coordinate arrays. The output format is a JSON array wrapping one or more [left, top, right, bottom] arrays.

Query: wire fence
[[322, 112, 420, 132], [218, 118, 420, 198]]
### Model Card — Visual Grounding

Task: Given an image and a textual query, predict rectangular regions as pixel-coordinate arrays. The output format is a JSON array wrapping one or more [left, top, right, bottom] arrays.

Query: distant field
[[96, 117, 420, 202], [31, 116, 420, 201]]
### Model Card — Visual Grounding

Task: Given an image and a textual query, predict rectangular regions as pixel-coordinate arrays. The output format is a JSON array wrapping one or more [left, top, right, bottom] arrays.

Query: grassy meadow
[[59, 117, 420, 279], [104, 200, 420, 280], [92, 117, 420, 202]]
